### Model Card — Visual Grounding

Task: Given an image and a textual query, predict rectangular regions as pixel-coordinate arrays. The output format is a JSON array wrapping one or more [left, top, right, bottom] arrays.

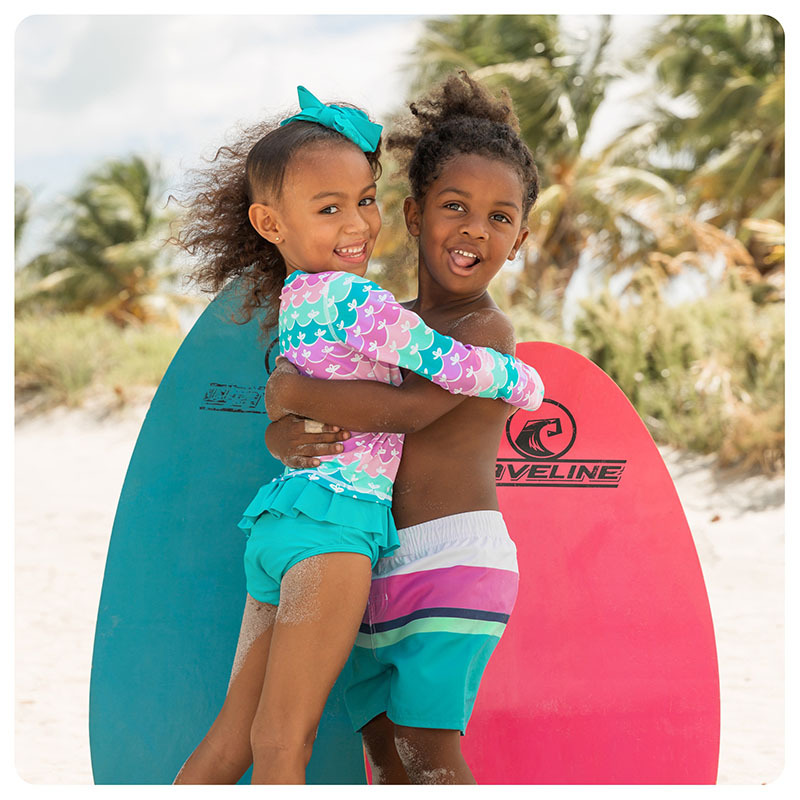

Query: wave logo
[[506, 399, 576, 460]]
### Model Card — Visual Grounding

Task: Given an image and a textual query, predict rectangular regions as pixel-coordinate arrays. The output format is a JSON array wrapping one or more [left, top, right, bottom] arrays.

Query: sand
[[13, 398, 784, 784]]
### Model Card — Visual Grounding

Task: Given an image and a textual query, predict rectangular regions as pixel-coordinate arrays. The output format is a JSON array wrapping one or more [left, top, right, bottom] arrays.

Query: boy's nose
[[460, 214, 489, 239]]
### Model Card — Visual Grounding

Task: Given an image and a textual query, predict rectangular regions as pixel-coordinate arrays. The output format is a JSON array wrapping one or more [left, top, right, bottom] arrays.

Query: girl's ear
[[403, 196, 422, 237], [507, 226, 529, 261], [248, 203, 281, 243]]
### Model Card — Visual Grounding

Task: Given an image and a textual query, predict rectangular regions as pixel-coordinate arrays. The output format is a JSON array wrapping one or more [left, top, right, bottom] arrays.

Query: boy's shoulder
[[448, 305, 516, 355]]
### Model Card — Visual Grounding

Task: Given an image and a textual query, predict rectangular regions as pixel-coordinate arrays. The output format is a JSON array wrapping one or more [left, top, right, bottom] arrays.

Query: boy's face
[[406, 153, 529, 296], [249, 141, 381, 278]]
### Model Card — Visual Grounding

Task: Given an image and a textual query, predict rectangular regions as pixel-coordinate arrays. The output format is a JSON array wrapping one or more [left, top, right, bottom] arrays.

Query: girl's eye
[[491, 213, 512, 224], [320, 205, 339, 215], [444, 201, 465, 212], [359, 197, 376, 207]]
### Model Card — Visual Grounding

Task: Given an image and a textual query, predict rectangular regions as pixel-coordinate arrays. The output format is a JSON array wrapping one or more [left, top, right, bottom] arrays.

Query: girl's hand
[[264, 414, 351, 470], [264, 357, 301, 421]]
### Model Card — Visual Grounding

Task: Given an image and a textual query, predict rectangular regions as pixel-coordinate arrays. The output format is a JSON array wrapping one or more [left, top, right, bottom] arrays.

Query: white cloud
[[15, 14, 426, 203]]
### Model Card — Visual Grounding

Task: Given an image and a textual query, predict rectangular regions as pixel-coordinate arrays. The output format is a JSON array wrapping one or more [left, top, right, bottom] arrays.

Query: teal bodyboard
[[89, 288, 366, 784]]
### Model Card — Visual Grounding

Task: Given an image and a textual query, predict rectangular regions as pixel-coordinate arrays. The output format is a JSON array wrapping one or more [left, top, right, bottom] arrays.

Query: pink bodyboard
[[460, 342, 720, 783]]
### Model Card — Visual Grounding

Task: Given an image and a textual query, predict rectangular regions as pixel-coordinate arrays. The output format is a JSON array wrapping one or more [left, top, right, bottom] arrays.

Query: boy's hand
[[264, 414, 351, 470], [264, 356, 300, 421]]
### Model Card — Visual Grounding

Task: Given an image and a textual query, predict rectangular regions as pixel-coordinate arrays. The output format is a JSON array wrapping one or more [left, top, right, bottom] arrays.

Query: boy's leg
[[174, 594, 277, 784], [249, 551, 372, 784], [360, 511, 519, 785], [361, 712, 410, 784], [393, 725, 476, 784]]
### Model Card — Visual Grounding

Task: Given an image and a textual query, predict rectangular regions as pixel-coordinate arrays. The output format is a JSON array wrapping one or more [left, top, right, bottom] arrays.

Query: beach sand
[[14, 398, 784, 784]]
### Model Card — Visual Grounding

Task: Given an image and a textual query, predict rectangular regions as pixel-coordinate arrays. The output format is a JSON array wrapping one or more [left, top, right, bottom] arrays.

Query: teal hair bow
[[279, 86, 382, 153]]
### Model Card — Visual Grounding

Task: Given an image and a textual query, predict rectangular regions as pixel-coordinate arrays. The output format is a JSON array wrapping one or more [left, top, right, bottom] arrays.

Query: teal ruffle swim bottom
[[238, 475, 400, 606]]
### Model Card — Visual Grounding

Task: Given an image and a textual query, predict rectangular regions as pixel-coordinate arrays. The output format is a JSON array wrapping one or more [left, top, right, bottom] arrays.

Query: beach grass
[[15, 312, 182, 409], [570, 276, 784, 473]]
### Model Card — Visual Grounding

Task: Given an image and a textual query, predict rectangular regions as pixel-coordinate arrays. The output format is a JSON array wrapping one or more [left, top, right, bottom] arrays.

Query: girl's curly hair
[[171, 112, 381, 336], [387, 71, 539, 216]]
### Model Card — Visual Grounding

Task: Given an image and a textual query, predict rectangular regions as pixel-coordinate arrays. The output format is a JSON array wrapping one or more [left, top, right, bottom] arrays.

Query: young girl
[[263, 71, 541, 784], [172, 85, 544, 784]]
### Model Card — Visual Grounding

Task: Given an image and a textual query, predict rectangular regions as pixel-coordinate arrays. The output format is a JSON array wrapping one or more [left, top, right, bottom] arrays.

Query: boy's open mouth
[[450, 248, 481, 269]]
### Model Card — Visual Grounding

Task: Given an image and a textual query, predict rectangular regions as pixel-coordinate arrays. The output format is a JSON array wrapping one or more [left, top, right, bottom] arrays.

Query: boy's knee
[[393, 728, 434, 771], [362, 714, 396, 757], [393, 726, 461, 784]]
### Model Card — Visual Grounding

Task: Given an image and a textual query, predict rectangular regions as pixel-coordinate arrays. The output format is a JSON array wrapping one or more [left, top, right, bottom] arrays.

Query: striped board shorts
[[343, 510, 519, 734]]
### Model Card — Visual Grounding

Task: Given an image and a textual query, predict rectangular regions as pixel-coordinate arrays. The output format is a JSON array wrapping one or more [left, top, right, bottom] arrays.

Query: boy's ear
[[403, 196, 421, 237], [248, 203, 282, 243], [507, 226, 529, 261]]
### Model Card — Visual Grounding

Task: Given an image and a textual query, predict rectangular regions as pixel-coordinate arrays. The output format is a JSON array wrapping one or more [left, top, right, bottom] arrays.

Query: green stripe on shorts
[[356, 616, 506, 649]]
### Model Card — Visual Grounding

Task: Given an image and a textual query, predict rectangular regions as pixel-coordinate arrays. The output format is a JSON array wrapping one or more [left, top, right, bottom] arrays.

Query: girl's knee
[[174, 731, 252, 784], [250, 721, 317, 768]]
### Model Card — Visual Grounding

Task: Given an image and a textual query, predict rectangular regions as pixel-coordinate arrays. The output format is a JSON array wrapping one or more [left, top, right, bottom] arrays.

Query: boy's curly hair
[[171, 113, 381, 336], [387, 71, 539, 216]]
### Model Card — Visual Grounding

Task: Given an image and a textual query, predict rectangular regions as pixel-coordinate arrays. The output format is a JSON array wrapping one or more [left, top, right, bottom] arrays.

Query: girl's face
[[405, 153, 529, 296], [250, 141, 381, 277]]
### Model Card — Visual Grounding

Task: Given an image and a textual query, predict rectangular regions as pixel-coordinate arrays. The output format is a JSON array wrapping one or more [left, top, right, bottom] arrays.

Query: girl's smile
[[333, 241, 369, 263], [406, 153, 529, 295]]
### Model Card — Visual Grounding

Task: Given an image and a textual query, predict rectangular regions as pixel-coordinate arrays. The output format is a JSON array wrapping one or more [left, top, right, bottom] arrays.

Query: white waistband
[[397, 510, 504, 536], [377, 511, 516, 576]]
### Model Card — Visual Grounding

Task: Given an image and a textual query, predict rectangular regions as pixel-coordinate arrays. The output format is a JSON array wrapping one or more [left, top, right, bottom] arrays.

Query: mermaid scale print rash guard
[[275, 269, 545, 505]]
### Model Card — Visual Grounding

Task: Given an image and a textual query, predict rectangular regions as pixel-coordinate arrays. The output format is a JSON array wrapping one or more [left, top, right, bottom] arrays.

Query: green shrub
[[105, 326, 186, 389], [568, 275, 784, 472], [15, 312, 182, 408], [15, 313, 113, 405]]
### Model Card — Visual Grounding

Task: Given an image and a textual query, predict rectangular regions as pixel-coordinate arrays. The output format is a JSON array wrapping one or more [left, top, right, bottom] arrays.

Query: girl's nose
[[343, 207, 371, 234]]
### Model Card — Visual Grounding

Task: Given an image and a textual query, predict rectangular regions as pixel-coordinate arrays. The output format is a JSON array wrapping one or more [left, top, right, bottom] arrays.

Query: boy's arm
[[264, 414, 350, 469], [268, 309, 525, 434]]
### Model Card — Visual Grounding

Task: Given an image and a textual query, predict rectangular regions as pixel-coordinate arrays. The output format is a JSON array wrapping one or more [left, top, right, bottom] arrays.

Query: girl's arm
[[268, 308, 524, 434], [321, 274, 544, 411]]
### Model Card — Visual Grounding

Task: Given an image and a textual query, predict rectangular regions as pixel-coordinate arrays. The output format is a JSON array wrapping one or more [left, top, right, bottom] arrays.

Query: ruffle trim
[[237, 475, 400, 559]]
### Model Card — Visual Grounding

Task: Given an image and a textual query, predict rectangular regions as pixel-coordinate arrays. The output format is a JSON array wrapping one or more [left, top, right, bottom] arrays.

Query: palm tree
[[621, 15, 784, 282], [379, 14, 784, 315], [376, 14, 676, 320], [16, 155, 189, 326], [15, 184, 32, 252], [14, 183, 44, 306]]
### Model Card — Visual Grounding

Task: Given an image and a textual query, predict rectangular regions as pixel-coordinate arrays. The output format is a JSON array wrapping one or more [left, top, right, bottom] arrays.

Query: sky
[[15, 14, 424, 189], [13, 11, 663, 262], [14, 14, 426, 258]]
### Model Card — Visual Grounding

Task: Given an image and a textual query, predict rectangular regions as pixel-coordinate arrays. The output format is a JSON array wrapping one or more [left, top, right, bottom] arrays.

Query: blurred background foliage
[[15, 14, 784, 472]]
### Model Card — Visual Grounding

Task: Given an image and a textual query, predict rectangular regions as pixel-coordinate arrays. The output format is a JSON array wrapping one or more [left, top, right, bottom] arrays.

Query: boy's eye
[[320, 205, 339, 214], [491, 213, 512, 224], [359, 197, 376, 207], [444, 201, 465, 212]]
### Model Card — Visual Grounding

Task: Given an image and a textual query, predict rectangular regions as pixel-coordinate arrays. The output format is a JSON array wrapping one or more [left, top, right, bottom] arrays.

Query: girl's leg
[[174, 594, 277, 784], [393, 725, 476, 784], [361, 712, 410, 784], [249, 551, 372, 784]]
